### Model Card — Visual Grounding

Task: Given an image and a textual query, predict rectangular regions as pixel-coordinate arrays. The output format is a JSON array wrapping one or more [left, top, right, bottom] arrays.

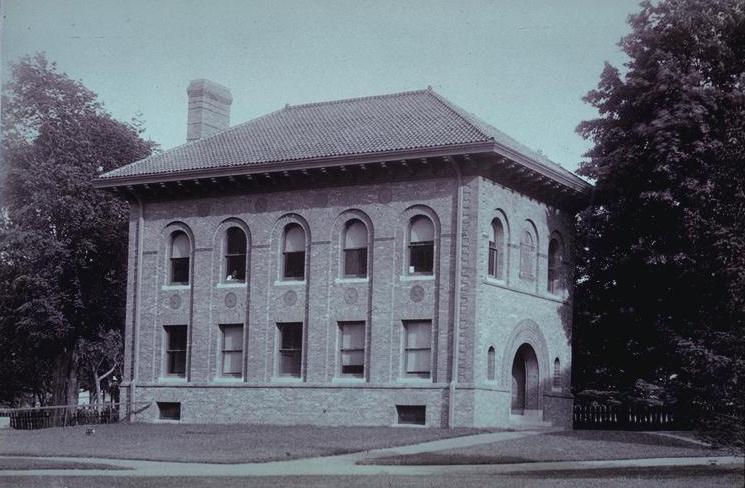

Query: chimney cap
[[187, 79, 233, 104]]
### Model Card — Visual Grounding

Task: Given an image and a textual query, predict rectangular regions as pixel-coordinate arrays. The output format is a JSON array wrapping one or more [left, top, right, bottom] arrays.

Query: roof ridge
[[425, 90, 494, 142], [283, 88, 430, 110]]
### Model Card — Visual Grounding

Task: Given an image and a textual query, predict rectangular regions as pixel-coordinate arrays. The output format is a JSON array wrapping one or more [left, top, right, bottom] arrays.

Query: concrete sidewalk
[[0, 429, 742, 478]]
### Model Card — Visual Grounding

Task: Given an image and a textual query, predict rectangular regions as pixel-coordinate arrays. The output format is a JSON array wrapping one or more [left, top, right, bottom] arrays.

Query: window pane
[[410, 216, 434, 243], [279, 323, 302, 349], [487, 347, 495, 380], [344, 220, 367, 249], [171, 232, 190, 258], [168, 351, 186, 375], [341, 364, 364, 376], [171, 257, 189, 284], [167, 326, 187, 350], [488, 245, 497, 277], [279, 351, 301, 376], [284, 251, 305, 279], [405, 350, 431, 375], [409, 243, 433, 273], [226, 227, 247, 255], [222, 351, 242, 376], [405, 322, 431, 348], [222, 325, 243, 350], [341, 350, 364, 366], [344, 248, 367, 278], [284, 224, 305, 252], [341, 323, 365, 349], [225, 255, 246, 281]]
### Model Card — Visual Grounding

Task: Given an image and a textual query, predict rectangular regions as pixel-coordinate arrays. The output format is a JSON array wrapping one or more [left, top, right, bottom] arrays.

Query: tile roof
[[99, 88, 582, 187]]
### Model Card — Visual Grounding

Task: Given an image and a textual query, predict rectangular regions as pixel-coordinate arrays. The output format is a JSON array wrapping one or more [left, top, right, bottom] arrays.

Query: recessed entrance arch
[[511, 343, 539, 414]]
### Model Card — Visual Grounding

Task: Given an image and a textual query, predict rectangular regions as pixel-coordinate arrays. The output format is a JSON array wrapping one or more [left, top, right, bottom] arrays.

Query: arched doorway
[[511, 343, 539, 414]]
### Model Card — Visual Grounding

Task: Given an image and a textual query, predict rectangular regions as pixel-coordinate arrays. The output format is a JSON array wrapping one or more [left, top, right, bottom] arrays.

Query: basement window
[[396, 405, 426, 425], [157, 402, 181, 421]]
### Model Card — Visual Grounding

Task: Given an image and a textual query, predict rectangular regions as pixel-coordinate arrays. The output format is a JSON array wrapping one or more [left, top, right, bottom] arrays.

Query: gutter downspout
[[129, 195, 144, 422], [448, 157, 463, 428]]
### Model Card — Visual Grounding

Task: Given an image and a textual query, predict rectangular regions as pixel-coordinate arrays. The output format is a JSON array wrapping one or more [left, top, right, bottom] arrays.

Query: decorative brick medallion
[[224, 292, 237, 309], [378, 188, 393, 204], [410, 285, 425, 303], [343, 287, 358, 305], [283, 290, 297, 306], [169, 294, 182, 310]]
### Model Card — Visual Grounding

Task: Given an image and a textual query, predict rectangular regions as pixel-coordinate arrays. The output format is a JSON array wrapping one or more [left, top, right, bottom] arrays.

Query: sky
[[2, 0, 640, 172]]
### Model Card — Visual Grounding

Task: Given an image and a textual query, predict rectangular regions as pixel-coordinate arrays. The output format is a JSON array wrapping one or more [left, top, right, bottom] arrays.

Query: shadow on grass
[[545, 431, 710, 449], [504, 465, 743, 479], [0, 458, 129, 471]]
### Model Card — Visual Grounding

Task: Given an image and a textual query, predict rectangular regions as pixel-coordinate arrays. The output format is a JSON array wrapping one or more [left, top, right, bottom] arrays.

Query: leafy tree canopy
[[574, 0, 744, 445], [0, 53, 156, 406]]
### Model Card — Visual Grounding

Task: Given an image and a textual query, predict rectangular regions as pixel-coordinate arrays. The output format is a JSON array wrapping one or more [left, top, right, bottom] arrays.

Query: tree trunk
[[50, 347, 79, 425]]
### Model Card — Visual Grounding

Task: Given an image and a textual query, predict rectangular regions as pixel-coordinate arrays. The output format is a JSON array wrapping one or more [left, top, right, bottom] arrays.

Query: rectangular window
[[164, 325, 187, 377], [157, 402, 181, 421], [396, 405, 426, 425], [220, 324, 243, 377], [338, 321, 365, 377], [343, 248, 367, 278], [283, 252, 305, 280], [403, 321, 432, 378], [409, 243, 434, 274], [277, 322, 302, 377], [170, 258, 189, 285]]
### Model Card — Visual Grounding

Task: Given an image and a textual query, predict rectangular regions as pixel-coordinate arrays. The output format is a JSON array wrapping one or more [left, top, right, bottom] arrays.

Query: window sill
[[399, 275, 435, 282], [157, 376, 187, 383], [271, 376, 304, 383], [216, 282, 247, 289], [335, 277, 369, 284], [161, 285, 190, 291], [273, 280, 306, 286], [396, 376, 432, 384], [332, 376, 366, 384], [485, 277, 507, 286], [213, 376, 244, 383]]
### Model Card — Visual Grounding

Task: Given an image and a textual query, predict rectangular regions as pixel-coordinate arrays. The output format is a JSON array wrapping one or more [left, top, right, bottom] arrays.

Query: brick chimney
[[186, 79, 233, 142]]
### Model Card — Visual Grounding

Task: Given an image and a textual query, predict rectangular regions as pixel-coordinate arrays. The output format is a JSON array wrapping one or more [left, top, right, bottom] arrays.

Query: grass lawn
[[0, 423, 483, 463], [1, 467, 742, 488], [360, 430, 740, 465]]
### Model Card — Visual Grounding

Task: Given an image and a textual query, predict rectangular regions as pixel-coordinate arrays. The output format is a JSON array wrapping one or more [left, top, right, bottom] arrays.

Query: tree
[[78, 329, 123, 409], [0, 53, 155, 407], [574, 0, 744, 445]]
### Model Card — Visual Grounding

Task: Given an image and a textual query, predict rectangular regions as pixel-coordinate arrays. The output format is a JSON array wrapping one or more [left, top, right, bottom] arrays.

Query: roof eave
[[92, 142, 495, 188], [491, 141, 592, 194]]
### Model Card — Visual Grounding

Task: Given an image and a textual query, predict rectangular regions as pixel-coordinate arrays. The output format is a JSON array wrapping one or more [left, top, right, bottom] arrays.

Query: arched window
[[488, 219, 505, 280], [487, 346, 496, 381], [553, 357, 561, 388], [343, 220, 367, 278], [224, 227, 247, 282], [519, 230, 536, 280], [170, 231, 190, 285], [408, 216, 434, 274], [282, 224, 305, 280], [548, 238, 562, 294]]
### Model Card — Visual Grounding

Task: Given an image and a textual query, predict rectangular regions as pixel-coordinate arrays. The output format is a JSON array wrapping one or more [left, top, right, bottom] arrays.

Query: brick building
[[95, 80, 590, 428]]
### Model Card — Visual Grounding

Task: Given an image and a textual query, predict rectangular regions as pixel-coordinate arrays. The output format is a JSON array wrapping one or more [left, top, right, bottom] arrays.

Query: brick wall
[[122, 169, 575, 427]]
